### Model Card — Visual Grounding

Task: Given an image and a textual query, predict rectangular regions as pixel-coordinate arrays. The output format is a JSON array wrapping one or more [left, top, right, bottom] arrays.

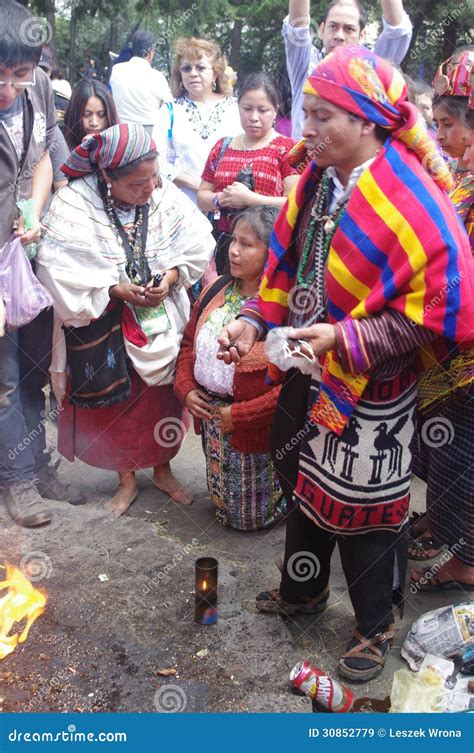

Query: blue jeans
[[0, 308, 53, 487]]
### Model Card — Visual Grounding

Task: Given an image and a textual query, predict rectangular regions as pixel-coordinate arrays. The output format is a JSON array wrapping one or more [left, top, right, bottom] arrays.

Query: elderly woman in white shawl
[[37, 124, 214, 515]]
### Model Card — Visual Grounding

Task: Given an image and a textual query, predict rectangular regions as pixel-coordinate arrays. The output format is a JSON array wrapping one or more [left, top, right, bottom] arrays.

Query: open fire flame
[[0, 563, 46, 660]]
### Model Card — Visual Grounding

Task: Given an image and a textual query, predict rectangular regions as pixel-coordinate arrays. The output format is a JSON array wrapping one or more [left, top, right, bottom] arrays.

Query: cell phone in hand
[[153, 272, 166, 287]]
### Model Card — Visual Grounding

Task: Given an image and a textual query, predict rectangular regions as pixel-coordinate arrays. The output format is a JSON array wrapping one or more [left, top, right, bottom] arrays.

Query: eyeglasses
[[180, 64, 213, 74], [0, 67, 36, 88]]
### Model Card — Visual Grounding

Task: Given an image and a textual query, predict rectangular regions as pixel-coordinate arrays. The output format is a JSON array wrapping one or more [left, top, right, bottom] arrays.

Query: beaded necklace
[[99, 177, 150, 284], [294, 174, 349, 326]]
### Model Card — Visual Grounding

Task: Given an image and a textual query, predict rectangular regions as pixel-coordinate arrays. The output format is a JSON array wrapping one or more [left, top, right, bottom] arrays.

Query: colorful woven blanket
[[242, 138, 474, 435]]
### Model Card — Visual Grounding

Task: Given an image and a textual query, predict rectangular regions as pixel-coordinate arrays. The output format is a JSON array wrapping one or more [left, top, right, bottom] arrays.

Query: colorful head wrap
[[300, 44, 452, 191], [433, 51, 474, 98], [61, 123, 157, 178]]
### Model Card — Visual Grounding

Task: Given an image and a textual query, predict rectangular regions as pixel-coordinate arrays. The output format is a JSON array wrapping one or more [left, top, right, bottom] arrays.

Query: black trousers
[[270, 370, 408, 638]]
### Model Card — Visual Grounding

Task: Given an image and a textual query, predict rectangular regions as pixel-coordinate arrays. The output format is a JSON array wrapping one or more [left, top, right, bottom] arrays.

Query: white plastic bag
[[401, 603, 474, 670], [0, 235, 52, 329], [265, 326, 321, 377]]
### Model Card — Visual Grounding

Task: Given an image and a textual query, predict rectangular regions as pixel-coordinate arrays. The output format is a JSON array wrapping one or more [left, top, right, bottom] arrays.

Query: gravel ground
[[0, 423, 459, 714]]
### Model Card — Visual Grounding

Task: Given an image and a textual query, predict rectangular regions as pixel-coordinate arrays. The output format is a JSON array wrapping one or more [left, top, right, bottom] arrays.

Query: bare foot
[[105, 473, 138, 517], [154, 464, 193, 506], [411, 555, 474, 587]]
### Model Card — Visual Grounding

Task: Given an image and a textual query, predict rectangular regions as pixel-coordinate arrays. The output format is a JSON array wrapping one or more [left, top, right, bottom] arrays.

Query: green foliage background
[[28, 0, 473, 84]]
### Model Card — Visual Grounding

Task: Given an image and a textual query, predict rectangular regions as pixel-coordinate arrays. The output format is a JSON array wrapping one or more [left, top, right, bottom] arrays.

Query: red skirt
[[59, 370, 188, 472]]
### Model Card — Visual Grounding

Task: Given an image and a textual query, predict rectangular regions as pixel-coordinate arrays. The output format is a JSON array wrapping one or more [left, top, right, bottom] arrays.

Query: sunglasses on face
[[180, 64, 213, 74]]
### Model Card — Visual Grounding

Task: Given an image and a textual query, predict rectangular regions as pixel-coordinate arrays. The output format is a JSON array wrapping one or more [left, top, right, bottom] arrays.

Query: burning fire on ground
[[0, 563, 46, 660]]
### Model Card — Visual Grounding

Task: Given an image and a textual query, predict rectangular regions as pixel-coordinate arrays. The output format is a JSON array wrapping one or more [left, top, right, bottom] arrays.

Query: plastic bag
[[265, 326, 321, 378], [401, 603, 474, 671], [390, 654, 474, 713], [0, 235, 53, 329]]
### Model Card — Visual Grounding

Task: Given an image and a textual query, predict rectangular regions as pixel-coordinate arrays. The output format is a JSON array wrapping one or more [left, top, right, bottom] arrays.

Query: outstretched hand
[[217, 319, 258, 364]]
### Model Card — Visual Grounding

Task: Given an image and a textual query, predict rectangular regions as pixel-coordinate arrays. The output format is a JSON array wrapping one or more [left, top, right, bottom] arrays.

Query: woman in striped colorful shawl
[[217, 45, 474, 682], [410, 51, 474, 592]]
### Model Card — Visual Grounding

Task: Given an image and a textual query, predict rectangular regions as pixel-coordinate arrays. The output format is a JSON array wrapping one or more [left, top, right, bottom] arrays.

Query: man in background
[[110, 30, 171, 134], [284, 0, 412, 138]]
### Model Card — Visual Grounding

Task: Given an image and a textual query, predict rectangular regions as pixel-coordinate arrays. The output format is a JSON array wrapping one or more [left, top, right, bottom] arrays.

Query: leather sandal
[[338, 626, 394, 681], [256, 585, 329, 615]]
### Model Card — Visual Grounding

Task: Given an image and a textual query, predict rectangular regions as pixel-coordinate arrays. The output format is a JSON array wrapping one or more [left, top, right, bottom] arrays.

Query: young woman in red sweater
[[175, 206, 285, 530]]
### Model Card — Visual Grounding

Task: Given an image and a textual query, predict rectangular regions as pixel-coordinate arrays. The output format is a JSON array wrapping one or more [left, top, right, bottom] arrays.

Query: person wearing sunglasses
[[0, 0, 85, 528], [152, 37, 240, 205]]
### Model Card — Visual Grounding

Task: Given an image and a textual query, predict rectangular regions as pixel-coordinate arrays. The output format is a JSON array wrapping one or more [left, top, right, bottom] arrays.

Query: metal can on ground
[[290, 660, 354, 712]]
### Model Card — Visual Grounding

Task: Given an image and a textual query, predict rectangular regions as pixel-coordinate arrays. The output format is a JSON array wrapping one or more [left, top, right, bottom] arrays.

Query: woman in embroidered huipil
[[217, 47, 474, 681], [410, 51, 474, 593], [175, 206, 285, 531], [152, 37, 240, 205], [198, 73, 298, 277], [37, 125, 214, 516]]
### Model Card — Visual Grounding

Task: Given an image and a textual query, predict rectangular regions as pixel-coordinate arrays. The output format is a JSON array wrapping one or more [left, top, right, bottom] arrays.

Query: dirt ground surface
[[0, 421, 461, 714]]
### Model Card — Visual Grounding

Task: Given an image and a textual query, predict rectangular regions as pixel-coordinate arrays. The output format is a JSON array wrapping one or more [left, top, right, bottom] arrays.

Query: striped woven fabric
[[241, 137, 474, 435], [61, 123, 156, 177]]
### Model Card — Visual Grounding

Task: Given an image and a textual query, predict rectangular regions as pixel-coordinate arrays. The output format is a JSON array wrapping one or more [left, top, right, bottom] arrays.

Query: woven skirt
[[59, 369, 188, 472], [411, 391, 474, 566], [202, 395, 286, 531]]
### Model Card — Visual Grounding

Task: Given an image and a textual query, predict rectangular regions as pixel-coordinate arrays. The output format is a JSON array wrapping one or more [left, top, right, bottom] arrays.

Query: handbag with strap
[[64, 301, 132, 409]]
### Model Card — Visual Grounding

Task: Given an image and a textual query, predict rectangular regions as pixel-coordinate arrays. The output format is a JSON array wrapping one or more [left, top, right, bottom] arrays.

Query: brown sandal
[[256, 585, 330, 615], [338, 627, 394, 681]]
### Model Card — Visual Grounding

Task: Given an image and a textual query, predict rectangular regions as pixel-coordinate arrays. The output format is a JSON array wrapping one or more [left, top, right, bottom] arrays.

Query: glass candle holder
[[194, 557, 218, 625]]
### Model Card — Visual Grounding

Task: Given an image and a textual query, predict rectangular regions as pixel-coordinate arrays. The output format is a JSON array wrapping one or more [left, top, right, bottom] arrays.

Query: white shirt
[[326, 155, 376, 212], [110, 57, 172, 126], [152, 95, 241, 204]]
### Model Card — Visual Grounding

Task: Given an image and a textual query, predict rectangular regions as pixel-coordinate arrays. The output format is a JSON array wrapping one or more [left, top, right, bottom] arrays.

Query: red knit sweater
[[175, 281, 281, 454]]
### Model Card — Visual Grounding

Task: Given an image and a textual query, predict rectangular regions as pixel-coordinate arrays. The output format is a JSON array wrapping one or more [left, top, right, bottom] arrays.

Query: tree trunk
[[69, 2, 79, 84], [43, 0, 57, 63], [403, 0, 429, 72], [230, 19, 243, 70], [109, 17, 119, 53], [443, 18, 458, 60]]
